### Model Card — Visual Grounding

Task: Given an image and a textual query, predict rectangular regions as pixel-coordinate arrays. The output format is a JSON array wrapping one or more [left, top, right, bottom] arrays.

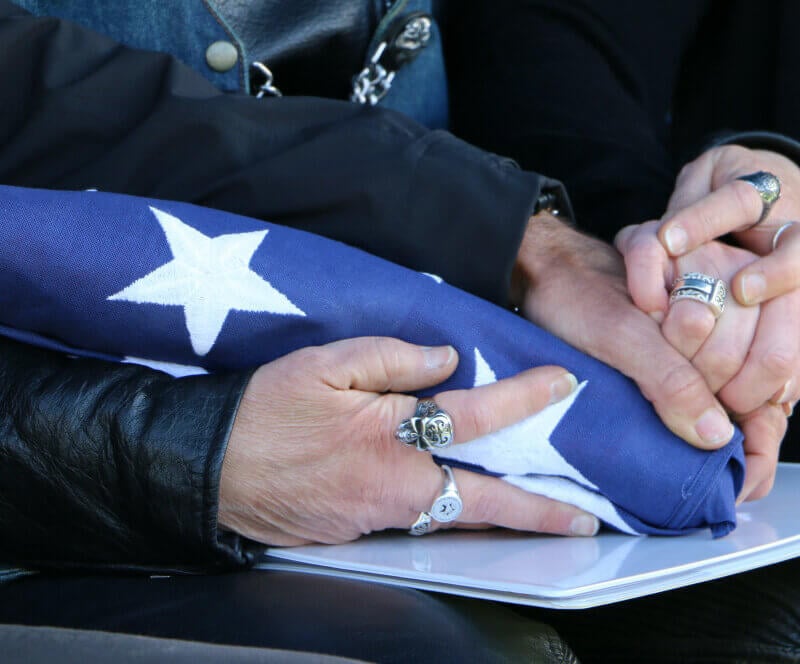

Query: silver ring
[[407, 465, 463, 535], [772, 222, 796, 251], [430, 465, 463, 523], [395, 400, 454, 451], [737, 171, 781, 227], [408, 511, 432, 536], [669, 272, 728, 319]]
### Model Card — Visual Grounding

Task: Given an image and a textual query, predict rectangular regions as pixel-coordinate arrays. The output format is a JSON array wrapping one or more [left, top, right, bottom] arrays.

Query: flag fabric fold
[[0, 185, 745, 536]]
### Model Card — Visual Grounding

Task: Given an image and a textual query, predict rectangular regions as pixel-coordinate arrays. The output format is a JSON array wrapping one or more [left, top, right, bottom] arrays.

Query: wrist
[[510, 211, 570, 309]]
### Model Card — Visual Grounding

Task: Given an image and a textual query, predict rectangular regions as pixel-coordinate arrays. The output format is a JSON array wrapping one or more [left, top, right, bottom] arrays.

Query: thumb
[[320, 337, 459, 393]]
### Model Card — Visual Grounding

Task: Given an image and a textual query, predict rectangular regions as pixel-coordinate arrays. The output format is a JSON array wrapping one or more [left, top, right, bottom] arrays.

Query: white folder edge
[[259, 463, 800, 609]]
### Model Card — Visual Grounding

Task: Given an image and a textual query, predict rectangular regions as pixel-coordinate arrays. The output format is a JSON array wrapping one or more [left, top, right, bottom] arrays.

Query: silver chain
[[251, 62, 283, 98], [350, 42, 396, 105]]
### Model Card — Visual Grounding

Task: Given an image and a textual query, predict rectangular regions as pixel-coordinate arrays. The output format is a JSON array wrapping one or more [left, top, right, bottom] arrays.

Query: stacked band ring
[[669, 272, 728, 319]]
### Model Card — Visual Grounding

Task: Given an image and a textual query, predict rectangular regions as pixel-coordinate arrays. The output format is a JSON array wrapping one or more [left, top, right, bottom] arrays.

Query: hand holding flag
[[219, 337, 599, 545], [0, 185, 744, 536]]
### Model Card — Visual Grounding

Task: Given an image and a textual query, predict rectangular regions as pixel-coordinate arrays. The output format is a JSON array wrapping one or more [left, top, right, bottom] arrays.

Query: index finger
[[615, 221, 672, 318], [658, 179, 765, 256], [426, 365, 578, 446]]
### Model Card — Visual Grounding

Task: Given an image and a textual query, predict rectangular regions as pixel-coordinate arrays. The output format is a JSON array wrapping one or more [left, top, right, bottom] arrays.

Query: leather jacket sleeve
[[0, 0, 556, 307], [0, 336, 262, 572]]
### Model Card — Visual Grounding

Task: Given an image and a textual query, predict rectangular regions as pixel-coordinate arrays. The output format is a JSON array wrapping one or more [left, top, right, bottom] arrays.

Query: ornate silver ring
[[737, 171, 781, 227], [408, 465, 463, 536], [669, 272, 728, 319], [395, 399, 454, 451]]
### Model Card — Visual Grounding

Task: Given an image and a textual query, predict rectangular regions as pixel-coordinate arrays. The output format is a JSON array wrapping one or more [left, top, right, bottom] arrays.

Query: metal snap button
[[205, 41, 238, 72]]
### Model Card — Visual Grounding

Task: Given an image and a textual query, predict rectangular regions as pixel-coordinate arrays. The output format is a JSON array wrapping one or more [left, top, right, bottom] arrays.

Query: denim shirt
[[11, 0, 448, 129]]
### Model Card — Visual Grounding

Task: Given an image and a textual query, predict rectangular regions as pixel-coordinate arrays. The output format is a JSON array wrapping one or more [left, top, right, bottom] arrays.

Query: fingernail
[[649, 310, 665, 324], [550, 372, 578, 404], [570, 514, 600, 536], [740, 273, 766, 305], [423, 345, 455, 369], [695, 408, 735, 447], [736, 481, 756, 505], [664, 226, 688, 255], [776, 378, 794, 404]]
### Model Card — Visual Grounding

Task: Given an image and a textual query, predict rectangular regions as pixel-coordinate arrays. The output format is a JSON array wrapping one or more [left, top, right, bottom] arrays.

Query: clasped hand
[[616, 145, 800, 500], [217, 149, 800, 547]]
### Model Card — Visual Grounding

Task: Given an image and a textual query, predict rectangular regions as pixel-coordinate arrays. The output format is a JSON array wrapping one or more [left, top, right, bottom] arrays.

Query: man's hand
[[218, 337, 598, 546], [611, 144, 800, 500], [660, 145, 800, 306], [616, 221, 792, 500], [512, 213, 735, 451]]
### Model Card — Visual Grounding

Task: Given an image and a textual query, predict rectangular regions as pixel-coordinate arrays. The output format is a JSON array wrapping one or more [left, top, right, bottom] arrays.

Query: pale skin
[[219, 337, 598, 545], [615, 145, 800, 500], [219, 210, 746, 547]]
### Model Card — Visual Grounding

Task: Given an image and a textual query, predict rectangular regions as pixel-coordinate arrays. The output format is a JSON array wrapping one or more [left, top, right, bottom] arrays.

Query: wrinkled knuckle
[[713, 145, 750, 172], [360, 407, 395, 449], [702, 347, 742, 381], [695, 206, 721, 239], [760, 347, 795, 381], [731, 179, 762, 220], [713, 144, 746, 162], [706, 145, 724, 159], [657, 363, 707, 407], [464, 397, 496, 440], [360, 474, 385, 508], [294, 345, 333, 376], [616, 307, 645, 332], [673, 307, 715, 342], [361, 477, 394, 529], [370, 337, 399, 388], [629, 233, 663, 266]]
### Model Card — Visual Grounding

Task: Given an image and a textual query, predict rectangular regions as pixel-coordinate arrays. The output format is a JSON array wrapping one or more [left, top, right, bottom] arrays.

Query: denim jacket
[[11, 0, 448, 128]]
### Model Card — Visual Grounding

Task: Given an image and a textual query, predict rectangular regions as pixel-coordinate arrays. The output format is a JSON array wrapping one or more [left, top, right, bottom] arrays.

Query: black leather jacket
[[0, 1, 562, 571], [0, 338, 261, 571]]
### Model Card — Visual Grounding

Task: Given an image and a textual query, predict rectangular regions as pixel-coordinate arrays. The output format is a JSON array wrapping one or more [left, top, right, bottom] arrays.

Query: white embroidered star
[[440, 348, 595, 489], [108, 206, 305, 356], [442, 348, 634, 533]]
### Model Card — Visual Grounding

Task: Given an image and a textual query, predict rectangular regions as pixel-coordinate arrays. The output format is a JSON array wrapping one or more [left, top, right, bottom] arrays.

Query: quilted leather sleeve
[[0, 336, 261, 572]]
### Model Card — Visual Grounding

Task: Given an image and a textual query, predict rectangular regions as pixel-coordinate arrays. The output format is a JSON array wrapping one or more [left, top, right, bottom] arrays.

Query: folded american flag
[[0, 185, 744, 535]]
